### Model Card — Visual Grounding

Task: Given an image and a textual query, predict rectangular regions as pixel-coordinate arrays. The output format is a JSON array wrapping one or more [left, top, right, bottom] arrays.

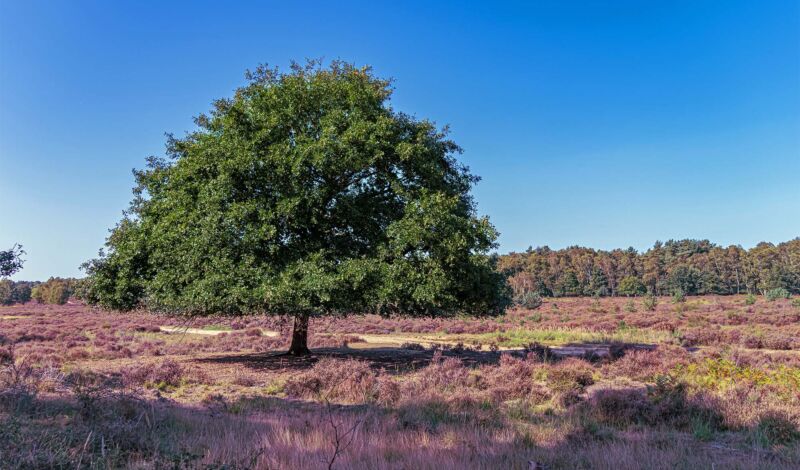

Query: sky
[[1, 1, 799, 281]]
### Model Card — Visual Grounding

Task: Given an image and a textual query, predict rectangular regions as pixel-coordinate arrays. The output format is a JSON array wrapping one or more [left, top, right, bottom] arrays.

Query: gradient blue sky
[[1, 1, 799, 281]]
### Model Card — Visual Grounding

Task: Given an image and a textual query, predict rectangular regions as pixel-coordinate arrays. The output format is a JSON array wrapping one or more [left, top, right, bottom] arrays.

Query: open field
[[2, 296, 799, 469]]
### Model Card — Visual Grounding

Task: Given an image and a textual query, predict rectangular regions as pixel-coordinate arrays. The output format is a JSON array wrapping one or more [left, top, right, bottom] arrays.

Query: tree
[[0, 280, 11, 305], [617, 275, 646, 297], [0, 244, 24, 278], [667, 265, 701, 295], [556, 270, 581, 296], [12, 281, 33, 304], [32, 278, 72, 305], [586, 268, 608, 297], [83, 61, 510, 355]]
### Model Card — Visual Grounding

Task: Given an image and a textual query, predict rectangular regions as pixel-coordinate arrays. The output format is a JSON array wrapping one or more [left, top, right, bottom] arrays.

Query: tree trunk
[[288, 313, 310, 355]]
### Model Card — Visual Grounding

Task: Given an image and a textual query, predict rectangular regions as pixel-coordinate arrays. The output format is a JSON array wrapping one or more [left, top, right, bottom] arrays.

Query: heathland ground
[[1, 296, 799, 469]]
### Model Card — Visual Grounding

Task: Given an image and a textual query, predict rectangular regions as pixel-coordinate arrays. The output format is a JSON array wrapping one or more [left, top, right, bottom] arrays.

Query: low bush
[[642, 294, 658, 311], [123, 359, 185, 390], [416, 352, 471, 392], [284, 358, 384, 403], [765, 288, 790, 301], [515, 291, 543, 310], [583, 386, 651, 428], [544, 358, 594, 406], [755, 411, 800, 447]]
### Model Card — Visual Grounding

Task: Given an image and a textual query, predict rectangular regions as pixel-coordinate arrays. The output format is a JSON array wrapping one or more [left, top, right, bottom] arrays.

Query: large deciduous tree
[[83, 61, 510, 354]]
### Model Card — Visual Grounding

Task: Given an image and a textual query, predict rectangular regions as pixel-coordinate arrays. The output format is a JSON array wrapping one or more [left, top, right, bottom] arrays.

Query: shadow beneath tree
[[194, 346, 509, 372]]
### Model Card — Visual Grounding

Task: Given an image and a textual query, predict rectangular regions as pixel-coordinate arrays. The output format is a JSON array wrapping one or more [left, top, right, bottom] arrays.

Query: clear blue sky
[[1, 1, 799, 281]]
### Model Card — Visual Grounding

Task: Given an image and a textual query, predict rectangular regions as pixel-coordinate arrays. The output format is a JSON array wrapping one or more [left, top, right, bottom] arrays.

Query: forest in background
[[2, 239, 799, 306], [498, 238, 800, 298]]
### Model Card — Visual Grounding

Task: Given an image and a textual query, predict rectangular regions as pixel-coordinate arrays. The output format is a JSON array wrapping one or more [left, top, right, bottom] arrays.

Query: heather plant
[[583, 386, 651, 428], [284, 358, 383, 403], [477, 353, 544, 403], [754, 411, 800, 447], [0, 349, 42, 413], [124, 359, 185, 390], [2, 301, 800, 468], [416, 351, 472, 392], [542, 358, 595, 406]]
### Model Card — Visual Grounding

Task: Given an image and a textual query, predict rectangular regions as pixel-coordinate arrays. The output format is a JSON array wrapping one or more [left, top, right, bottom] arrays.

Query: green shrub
[[745, 294, 757, 305], [671, 289, 686, 304], [618, 276, 646, 297], [515, 291, 543, 310], [791, 298, 800, 308], [624, 299, 636, 313], [642, 294, 658, 311], [764, 288, 790, 302]]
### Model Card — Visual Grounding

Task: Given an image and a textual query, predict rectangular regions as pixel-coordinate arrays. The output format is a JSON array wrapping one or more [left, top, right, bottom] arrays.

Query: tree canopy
[[0, 244, 24, 278], [499, 238, 800, 299], [84, 61, 510, 353]]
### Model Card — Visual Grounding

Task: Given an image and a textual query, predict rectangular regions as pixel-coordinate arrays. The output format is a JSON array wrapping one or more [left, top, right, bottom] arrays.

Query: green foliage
[[0, 244, 24, 278], [12, 282, 32, 303], [754, 412, 800, 447], [31, 278, 76, 305], [0, 280, 11, 305], [642, 294, 658, 312], [764, 288, 790, 301], [671, 289, 686, 304], [84, 60, 510, 322], [792, 298, 800, 308], [586, 269, 608, 297], [515, 291, 542, 310], [0, 280, 34, 305], [498, 238, 800, 298], [745, 294, 757, 305], [617, 276, 646, 297], [667, 265, 701, 296], [624, 299, 636, 313]]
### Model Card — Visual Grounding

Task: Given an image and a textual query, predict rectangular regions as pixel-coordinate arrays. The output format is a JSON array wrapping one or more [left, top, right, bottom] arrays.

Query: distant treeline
[[2, 239, 798, 307], [0, 277, 84, 306], [497, 239, 800, 298]]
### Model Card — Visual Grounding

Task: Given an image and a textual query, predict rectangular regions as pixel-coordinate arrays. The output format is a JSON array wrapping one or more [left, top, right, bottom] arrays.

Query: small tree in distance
[[617, 275, 646, 297], [83, 60, 511, 355]]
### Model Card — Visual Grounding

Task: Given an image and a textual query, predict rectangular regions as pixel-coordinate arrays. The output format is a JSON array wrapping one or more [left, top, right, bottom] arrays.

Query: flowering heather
[[0, 300, 799, 468]]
